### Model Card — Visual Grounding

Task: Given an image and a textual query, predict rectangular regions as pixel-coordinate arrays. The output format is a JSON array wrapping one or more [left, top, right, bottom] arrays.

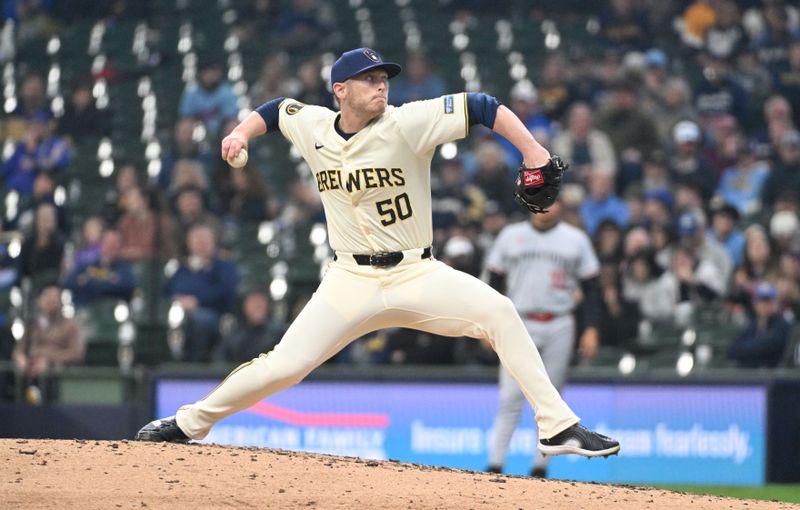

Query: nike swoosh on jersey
[[315, 143, 324, 150]]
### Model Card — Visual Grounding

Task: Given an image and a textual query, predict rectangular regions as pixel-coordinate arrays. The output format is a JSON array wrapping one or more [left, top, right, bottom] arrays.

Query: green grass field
[[655, 485, 800, 504]]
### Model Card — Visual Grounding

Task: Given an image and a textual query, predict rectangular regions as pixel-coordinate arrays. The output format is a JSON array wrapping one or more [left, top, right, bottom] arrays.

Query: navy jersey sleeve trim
[[466, 92, 501, 129], [255, 97, 286, 133]]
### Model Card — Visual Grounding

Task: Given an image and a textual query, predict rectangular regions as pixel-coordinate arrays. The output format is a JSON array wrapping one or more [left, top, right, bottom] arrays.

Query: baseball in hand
[[228, 148, 248, 168]]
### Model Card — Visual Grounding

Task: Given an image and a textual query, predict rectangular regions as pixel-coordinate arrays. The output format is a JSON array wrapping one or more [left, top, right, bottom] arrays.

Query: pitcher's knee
[[482, 294, 518, 323]]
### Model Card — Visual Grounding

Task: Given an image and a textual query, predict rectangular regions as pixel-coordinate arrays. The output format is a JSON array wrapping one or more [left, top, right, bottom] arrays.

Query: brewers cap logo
[[363, 49, 381, 63], [523, 169, 544, 187], [286, 102, 305, 115]]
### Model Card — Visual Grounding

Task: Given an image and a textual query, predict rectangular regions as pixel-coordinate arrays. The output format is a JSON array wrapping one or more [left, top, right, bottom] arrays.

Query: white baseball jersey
[[486, 221, 599, 314], [277, 94, 469, 254]]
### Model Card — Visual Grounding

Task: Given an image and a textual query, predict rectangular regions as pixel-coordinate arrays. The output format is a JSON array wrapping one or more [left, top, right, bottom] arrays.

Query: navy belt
[[335, 247, 432, 268]]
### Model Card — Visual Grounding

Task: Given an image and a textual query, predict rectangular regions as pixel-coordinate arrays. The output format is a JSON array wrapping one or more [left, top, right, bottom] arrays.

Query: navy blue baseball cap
[[331, 48, 402, 84]]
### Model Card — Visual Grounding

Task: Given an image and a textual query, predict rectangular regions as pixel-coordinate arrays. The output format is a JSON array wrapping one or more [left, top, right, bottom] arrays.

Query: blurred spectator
[[173, 186, 221, 257], [295, 57, 334, 109], [64, 230, 136, 306], [773, 41, 800, 126], [706, 115, 740, 176], [761, 130, 800, 207], [166, 225, 239, 362], [10, 73, 50, 120], [742, 0, 800, 41], [776, 248, 800, 318], [57, 79, 111, 142], [668, 120, 717, 201], [494, 80, 554, 166], [273, 0, 335, 51], [12, 0, 57, 45], [651, 77, 697, 144], [159, 118, 211, 191], [704, 0, 745, 60], [13, 283, 84, 404], [238, 0, 281, 40], [694, 55, 749, 127], [752, 1, 800, 73], [641, 189, 673, 228], [168, 159, 211, 208], [1, 112, 71, 196], [102, 162, 140, 226], [730, 224, 779, 310], [708, 203, 745, 269], [389, 51, 446, 106], [594, 219, 624, 264], [72, 216, 104, 268], [769, 210, 800, 254], [19, 202, 64, 282], [640, 151, 671, 192], [475, 201, 507, 261], [431, 157, 486, 234], [536, 54, 574, 121], [728, 282, 791, 368], [215, 289, 285, 362], [598, 0, 650, 51], [223, 165, 273, 224], [640, 245, 723, 323], [553, 103, 617, 182], [680, 0, 718, 49], [179, 57, 238, 137], [7, 172, 70, 236], [759, 94, 794, 147], [676, 209, 732, 289], [598, 260, 640, 349], [732, 49, 773, 104], [715, 136, 770, 217], [249, 52, 296, 107], [117, 186, 175, 262], [471, 140, 517, 215], [597, 79, 660, 191], [442, 234, 481, 277], [580, 167, 629, 236]]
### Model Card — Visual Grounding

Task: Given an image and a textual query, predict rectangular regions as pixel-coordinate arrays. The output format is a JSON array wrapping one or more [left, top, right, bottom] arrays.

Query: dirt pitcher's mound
[[1, 439, 796, 510]]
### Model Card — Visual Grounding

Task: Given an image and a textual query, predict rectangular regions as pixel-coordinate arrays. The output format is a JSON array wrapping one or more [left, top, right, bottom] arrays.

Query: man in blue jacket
[[728, 282, 791, 368], [65, 230, 135, 306], [166, 224, 239, 362]]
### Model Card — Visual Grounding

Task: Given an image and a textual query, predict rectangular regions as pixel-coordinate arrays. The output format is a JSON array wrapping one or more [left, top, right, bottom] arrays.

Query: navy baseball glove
[[513, 155, 568, 214]]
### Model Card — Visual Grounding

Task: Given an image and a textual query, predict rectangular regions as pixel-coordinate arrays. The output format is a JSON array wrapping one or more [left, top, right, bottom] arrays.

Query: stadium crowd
[[1, 0, 799, 400]]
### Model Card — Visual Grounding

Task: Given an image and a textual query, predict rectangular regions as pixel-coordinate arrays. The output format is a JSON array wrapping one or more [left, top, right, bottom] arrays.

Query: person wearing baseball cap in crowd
[[676, 209, 732, 291], [668, 120, 716, 201], [728, 282, 791, 368]]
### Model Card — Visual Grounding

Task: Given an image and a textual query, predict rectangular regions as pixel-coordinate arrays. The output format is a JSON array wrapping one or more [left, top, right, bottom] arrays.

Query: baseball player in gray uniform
[[485, 200, 602, 477], [136, 48, 619, 462]]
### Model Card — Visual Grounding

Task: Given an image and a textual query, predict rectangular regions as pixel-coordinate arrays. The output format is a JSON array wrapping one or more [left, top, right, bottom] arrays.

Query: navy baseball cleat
[[135, 416, 191, 443], [538, 423, 620, 458]]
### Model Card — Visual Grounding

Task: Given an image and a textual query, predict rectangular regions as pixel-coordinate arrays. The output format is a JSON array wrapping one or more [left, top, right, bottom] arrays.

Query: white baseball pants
[[176, 251, 579, 440]]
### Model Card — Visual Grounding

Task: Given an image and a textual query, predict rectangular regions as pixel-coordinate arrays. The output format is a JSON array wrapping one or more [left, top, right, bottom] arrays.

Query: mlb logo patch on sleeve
[[444, 95, 454, 114], [523, 169, 544, 186]]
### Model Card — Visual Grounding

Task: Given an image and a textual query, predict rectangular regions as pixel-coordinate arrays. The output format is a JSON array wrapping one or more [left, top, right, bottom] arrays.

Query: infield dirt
[[1, 439, 797, 509]]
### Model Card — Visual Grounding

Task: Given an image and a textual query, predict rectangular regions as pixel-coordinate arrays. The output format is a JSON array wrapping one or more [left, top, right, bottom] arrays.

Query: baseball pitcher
[[136, 48, 619, 461], [485, 200, 602, 477]]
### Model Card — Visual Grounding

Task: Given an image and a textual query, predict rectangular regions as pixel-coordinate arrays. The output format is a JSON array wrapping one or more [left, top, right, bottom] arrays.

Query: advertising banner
[[156, 380, 765, 484]]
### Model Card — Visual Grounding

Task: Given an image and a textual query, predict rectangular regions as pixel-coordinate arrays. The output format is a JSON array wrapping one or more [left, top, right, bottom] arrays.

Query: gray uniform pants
[[489, 314, 575, 470]]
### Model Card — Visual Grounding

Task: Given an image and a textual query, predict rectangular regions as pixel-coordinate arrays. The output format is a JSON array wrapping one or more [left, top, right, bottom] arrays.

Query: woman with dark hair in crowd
[[729, 225, 780, 313]]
